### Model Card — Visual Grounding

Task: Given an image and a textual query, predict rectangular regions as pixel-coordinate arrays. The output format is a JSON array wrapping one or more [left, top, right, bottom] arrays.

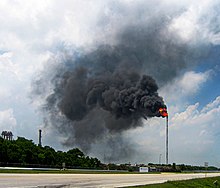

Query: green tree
[[0, 136, 102, 169]]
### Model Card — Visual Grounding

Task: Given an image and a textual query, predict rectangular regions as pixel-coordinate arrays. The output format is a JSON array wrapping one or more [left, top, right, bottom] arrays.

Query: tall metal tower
[[38, 129, 42, 147], [166, 116, 168, 165]]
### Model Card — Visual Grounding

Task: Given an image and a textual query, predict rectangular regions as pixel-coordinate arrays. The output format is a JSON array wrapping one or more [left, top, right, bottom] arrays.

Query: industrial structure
[[38, 129, 42, 147], [158, 107, 169, 164], [166, 116, 169, 165]]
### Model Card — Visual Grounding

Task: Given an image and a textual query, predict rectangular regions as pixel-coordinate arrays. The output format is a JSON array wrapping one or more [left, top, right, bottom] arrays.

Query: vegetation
[[0, 136, 219, 173], [0, 136, 101, 169], [147, 163, 219, 172], [128, 176, 220, 188]]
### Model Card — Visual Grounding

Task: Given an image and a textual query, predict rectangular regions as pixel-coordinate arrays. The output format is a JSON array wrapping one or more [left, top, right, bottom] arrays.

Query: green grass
[[128, 176, 220, 188]]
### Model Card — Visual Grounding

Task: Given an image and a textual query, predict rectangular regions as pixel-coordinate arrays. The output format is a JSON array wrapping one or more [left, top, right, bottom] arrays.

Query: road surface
[[0, 173, 220, 187]]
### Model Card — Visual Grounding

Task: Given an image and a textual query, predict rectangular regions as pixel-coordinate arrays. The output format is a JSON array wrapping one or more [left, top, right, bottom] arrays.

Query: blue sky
[[0, 0, 220, 167]]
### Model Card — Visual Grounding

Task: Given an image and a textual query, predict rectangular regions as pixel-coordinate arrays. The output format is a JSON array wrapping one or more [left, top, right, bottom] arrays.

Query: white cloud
[[171, 103, 200, 124], [171, 97, 220, 129], [0, 52, 20, 78], [169, 6, 199, 42], [179, 71, 210, 94], [160, 70, 211, 107], [170, 97, 220, 163], [201, 96, 220, 113], [0, 109, 17, 133], [0, 0, 219, 80], [169, 0, 220, 45]]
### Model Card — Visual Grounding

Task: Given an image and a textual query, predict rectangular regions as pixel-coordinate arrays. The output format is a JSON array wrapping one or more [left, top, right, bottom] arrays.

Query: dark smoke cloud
[[32, 2, 210, 161], [59, 56, 165, 122], [39, 44, 167, 154]]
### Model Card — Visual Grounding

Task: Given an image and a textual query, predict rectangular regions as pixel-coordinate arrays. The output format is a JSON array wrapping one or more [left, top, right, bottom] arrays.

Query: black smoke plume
[[40, 44, 166, 152], [59, 54, 166, 124], [32, 5, 208, 161]]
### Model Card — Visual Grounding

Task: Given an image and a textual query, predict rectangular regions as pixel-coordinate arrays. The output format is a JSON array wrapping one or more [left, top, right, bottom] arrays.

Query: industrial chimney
[[38, 129, 42, 147]]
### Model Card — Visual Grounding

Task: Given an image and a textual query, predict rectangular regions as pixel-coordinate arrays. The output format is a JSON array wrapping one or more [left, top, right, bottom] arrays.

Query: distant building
[[139, 166, 159, 172], [139, 167, 149, 173]]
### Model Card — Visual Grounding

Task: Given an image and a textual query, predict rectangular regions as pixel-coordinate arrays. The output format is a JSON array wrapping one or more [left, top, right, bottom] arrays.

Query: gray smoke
[[32, 2, 211, 161], [40, 44, 167, 154], [59, 58, 165, 122]]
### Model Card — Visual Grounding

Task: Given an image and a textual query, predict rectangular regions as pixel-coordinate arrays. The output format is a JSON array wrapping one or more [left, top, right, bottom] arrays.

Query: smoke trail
[[40, 44, 167, 152], [32, 1, 215, 161]]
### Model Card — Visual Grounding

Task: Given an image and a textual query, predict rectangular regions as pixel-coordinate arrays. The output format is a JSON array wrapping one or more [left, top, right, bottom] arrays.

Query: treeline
[[1, 136, 219, 172], [148, 163, 219, 172], [177, 164, 219, 171], [0, 136, 101, 169]]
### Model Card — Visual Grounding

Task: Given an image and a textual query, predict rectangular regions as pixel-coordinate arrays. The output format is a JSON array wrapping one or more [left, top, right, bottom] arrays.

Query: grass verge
[[128, 176, 220, 188]]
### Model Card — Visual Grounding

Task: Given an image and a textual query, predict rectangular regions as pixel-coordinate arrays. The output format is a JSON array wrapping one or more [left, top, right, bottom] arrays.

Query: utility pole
[[159, 154, 162, 165]]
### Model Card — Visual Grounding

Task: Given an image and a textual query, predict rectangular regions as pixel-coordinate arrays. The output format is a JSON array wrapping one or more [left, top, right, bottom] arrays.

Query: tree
[[0, 136, 102, 169]]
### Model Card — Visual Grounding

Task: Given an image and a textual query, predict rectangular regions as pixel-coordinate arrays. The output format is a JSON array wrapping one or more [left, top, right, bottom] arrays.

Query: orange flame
[[159, 108, 168, 117]]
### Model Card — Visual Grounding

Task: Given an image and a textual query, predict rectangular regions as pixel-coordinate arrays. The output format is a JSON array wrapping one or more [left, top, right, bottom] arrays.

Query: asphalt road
[[1, 173, 220, 188]]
